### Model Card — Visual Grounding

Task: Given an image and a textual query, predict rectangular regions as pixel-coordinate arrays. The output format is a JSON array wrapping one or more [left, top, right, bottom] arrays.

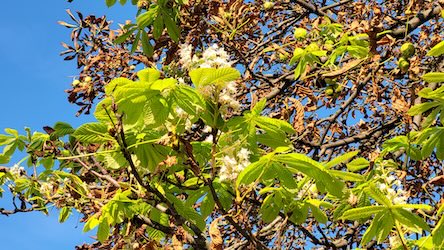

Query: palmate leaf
[[261, 193, 281, 223], [189, 67, 240, 87], [135, 143, 168, 172], [236, 160, 266, 187], [433, 214, 444, 247], [137, 68, 161, 83], [382, 135, 422, 161], [364, 183, 392, 207], [323, 150, 359, 169], [136, 5, 159, 29], [97, 216, 111, 243], [345, 157, 369, 171], [83, 214, 100, 232], [165, 193, 206, 231], [58, 207, 72, 223], [275, 153, 345, 197], [73, 122, 114, 143], [328, 170, 365, 182], [103, 152, 127, 170], [341, 206, 385, 220], [162, 9, 180, 42], [416, 127, 444, 160], [422, 72, 444, 83], [392, 207, 430, 232], [360, 210, 394, 246], [170, 85, 205, 116], [427, 40, 444, 57]]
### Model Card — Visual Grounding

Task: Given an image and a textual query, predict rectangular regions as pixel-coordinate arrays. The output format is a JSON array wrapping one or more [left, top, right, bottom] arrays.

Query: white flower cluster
[[179, 44, 232, 70], [39, 182, 54, 196], [178, 44, 241, 117], [219, 148, 251, 182], [218, 81, 241, 115], [376, 175, 408, 205], [9, 164, 24, 176]]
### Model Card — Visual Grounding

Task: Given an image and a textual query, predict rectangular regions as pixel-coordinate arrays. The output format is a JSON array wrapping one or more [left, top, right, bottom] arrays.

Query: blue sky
[[0, 1, 134, 249]]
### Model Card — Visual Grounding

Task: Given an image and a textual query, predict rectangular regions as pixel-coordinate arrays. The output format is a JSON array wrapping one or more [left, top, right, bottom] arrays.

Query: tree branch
[[390, 4, 442, 38]]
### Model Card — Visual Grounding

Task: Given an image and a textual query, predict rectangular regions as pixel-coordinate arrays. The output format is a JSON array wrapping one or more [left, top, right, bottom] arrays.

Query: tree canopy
[[1, 0, 444, 249]]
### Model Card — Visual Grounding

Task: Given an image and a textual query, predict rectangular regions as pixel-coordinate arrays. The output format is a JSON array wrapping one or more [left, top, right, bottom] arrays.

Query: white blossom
[[204, 134, 214, 143], [376, 175, 408, 205], [9, 164, 24, 176], [202, 125, 212, 133], [219, 148, 251, 182], [39, 182, 54, 195], [237, 148, 251, 162], [178, 43, 232, 70]]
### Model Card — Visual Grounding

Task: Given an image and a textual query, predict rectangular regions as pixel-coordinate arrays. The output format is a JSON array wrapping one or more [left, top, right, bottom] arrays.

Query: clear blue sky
[[0, 1, 133, 249]]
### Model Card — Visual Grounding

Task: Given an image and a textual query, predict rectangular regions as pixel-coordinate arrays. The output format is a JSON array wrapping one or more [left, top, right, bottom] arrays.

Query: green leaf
[[427, 41, 444, 57], [189, 67, 240, 87], [137, 68, 161, 83], [200, 193, 215, 218], [361, 211, 393, 246], [346, 157, 369, 172], [97, 216, 110, 243], [105, 77, 134, 96], [103, 152, 127, 170], [261, 194, 281, 223], [59, 207, 72, 223], [165, 193, 206, 231], [83, 215, 100, 232], [252, 99, 267, 114], [136, 5, 159, 29], [135, 144, 168, 172], [131, 31, 141, 54], [73, 122, 114, 143], [162, 11, 180, 42], [275, 163, 297, 189], [171, 85, 205, 116], [392, 207, 430, 232], [361, 212, 380, 246], [422, 72, 444, 83], [341, 206, 385, 220], [141, 32, 154, 57], [392, 204, 433, 211], [308, 204, 327, 224], [114, 28, 136, 44], [153, 14, 164, 39], [364, 184, 392, 207], [407, 101, 440, 116], [329, 170, 365, 182], [236, 161, 265, 187], [52, 122, 75, 138], [376, 211, 394, 243], [324, 150, 359, 169], [256, 116, 295, 134], [433, 215, 444, 247], [106, 0, 117, 7], [275, 153, 344, 197]]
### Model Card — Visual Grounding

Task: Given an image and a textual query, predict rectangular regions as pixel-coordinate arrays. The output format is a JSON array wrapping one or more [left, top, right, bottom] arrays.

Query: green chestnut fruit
[[398, 57, 410, 72], [400, 42, 415, 58]]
